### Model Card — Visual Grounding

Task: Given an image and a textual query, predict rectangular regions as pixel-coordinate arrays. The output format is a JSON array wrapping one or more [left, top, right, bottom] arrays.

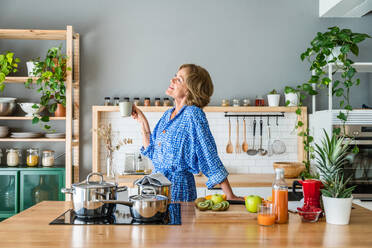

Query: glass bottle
[[272, 168, 288, 224], [133, 97, 141, 106], [136, 154, 145, 173], [163, 98, 171, 106], [104, 97, 111, 106], [232, 99, 240, 107], [42, 150, 55, 167], [32, 175, 52, 204], [154, 98, 161, 107], [2, 176, 15, 210], [26, 148, 39, 167], [144, 97, 151, 106], [6, 148, 21, 167], [221, 99, 229, 107], [113, 97, 120, 106]]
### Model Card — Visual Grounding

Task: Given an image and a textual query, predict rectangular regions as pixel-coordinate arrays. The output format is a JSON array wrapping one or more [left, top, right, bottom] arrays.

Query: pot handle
[[61, 188, 74, 194], [140, 186, 157, 196], [100, 200, 133, 207], [116, 186, 128, 192], [86, 172, 104, 184]]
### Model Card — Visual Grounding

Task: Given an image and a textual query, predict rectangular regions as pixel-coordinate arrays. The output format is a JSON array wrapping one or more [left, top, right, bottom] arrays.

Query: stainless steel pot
[[137, 184, 171, 202], [61, 172, 127, 218], [103, 187, 168, 222]]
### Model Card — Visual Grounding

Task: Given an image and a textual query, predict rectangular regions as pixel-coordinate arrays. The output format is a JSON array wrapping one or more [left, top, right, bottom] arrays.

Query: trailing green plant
[[26, 45, 71, 130], [315, 130, 356, 198], [0, 52, 20, 92], [285, 26, 370, 178]]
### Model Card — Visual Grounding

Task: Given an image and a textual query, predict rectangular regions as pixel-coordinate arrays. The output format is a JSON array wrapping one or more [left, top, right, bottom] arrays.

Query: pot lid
[[129, 194, 168, 202], [72, 172, 116, 189]]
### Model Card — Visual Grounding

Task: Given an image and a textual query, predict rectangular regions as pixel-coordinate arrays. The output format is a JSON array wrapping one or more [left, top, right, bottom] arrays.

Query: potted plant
[[26, 45, 71, 130], [26, 59, 40, 77], [0, 52, 20, 92], [284, 86, 299, 107], [267, 89, 280, 107], [315, 130, 356, 225]]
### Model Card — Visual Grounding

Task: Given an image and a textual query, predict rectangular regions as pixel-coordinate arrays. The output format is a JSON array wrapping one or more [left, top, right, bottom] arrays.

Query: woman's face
[[166, 67, 189, 100]]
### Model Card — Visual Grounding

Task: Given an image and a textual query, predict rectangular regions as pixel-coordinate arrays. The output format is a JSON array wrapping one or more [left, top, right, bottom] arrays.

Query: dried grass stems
[[95, 123, 133, 153]]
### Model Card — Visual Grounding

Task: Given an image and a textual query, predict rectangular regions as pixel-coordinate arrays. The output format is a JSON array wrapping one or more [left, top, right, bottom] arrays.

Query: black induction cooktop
[[50, 203, 181, 225]]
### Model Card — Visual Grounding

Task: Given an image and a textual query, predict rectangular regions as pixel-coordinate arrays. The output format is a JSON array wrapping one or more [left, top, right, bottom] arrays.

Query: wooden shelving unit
[[0, 26, 80, 195], [92, 105, 307, 173]]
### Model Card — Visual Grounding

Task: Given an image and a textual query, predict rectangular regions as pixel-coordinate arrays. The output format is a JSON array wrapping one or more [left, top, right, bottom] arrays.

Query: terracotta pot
[[54, 103, 66, 117], [273, 162, 306, 178]]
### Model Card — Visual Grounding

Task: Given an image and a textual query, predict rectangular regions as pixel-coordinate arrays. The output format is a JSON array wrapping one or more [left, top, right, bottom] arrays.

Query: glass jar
[[26, 148, 39, 167], [232, 99, 240, 107], [133, 97, 141, 106], [144, 97, 151, 106], [221, 99, 230, 107], [154, 98, 161, 107], [163, 98, 171, 106], [6, 148, 21, 167], [255, 96, 265, 106], [104, 97, 111, 106], [42, 150, 55, 167], [136, 154, 145, 173], [123, 97, 130, 102], [242, 99, 250, 106], [113, 97, 120, 106], [0, 148, 3, 165]]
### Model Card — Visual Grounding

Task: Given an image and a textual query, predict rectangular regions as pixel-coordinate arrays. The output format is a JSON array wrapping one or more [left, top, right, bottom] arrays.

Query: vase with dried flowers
[[95, 123, 133, 179]]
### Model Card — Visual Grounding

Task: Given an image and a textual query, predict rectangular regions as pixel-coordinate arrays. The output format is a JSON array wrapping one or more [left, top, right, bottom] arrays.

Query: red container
[[293, 179, 323, 208], [255, 97, 265, 106]]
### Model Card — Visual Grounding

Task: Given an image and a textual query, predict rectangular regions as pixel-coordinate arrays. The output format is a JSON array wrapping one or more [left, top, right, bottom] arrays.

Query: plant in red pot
[[26, 45, 70, 130]]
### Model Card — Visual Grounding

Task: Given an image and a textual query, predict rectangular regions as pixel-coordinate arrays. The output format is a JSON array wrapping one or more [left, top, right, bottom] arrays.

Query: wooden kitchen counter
[[1, 201, 372, 248], [110, 173, 298, 188]]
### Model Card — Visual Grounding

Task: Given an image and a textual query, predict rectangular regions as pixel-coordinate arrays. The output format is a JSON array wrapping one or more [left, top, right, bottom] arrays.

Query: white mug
[[119, 101, 132, 117]]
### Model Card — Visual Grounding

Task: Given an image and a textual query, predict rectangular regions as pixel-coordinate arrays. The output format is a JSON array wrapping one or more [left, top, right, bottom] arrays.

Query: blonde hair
[[179, 64, 214, 108]]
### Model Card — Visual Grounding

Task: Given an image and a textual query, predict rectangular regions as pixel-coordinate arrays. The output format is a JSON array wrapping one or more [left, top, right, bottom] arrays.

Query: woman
[[132, 64, 242, 202]]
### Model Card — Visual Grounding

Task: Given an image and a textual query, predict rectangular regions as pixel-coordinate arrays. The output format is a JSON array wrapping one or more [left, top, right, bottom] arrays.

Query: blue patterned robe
[[141, 105, 228, 202]]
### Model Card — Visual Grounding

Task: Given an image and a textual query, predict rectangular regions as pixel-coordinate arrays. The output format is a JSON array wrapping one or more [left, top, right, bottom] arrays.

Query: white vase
[[26, 61, 38, 77], [322, 195, 353, 225], [284, 93, 298, 106], [267, 94, 280, 107], [326, 46, 342, 63]]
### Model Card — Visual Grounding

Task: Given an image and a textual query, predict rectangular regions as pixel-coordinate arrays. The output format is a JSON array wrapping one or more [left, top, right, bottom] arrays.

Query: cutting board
[[195, 204, 257, 221]]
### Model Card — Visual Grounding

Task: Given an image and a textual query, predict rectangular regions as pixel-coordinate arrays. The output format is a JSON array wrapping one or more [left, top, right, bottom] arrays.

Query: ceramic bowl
[[0, 97, 17, 116], [18, 103, 45, 117]]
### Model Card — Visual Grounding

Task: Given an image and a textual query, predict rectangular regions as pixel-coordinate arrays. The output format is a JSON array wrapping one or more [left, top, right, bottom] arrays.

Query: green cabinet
[[0, 166, 65, 218]]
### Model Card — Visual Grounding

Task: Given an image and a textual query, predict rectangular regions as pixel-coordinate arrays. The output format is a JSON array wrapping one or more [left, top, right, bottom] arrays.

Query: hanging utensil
[[247, 119, 258, 156], [226, 117, 233, 154], [272, 116, 286, 154], [267, 117, 273, 156], [242, 118, 249, 152], [258, 118, 267, 156], [235, 118, 241, 153]]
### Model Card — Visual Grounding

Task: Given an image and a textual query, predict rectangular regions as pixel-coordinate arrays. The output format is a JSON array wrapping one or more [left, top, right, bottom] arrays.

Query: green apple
[[245, 195, 262, 213], [211, 194, 224, 205]]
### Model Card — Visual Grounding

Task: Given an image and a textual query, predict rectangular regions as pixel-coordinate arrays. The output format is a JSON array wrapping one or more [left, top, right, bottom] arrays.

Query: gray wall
[[1, 0, 372, 179]]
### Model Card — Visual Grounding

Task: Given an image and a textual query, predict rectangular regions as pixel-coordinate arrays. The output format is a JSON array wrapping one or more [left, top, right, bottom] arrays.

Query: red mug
[[293, 179, 323, 208]]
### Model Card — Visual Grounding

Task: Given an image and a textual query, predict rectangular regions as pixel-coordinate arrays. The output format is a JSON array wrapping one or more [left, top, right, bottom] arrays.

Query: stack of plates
[[10, 132, 43, 139], [45, 133, 65, 139], [0, 126, 9, 138]]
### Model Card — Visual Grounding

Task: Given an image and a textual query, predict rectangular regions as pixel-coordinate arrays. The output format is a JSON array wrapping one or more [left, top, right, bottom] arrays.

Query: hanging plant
[[286, 26, 370, 178], [0, 52, 20, 92], [26, 45, 71, 130]]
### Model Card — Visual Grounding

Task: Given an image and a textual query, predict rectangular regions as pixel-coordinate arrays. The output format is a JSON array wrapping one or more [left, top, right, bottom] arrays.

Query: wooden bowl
[[273, 162, 305, 178]]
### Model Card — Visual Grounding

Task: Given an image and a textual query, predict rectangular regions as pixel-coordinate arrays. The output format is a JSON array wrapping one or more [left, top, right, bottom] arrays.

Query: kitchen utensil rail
[[224, 112, 285, 118]]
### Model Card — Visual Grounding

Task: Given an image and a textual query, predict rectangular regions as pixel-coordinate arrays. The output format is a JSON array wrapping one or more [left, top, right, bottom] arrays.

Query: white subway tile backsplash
[[99, 111, 299, 174]]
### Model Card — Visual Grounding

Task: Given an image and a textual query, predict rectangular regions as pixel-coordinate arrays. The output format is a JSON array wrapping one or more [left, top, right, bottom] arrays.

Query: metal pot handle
[[140, 186, 157, 196], [61, 188, 74, 194], [100, 200, 133, 207], [86, 172, 104, 184], [116, 186, 128, 192]]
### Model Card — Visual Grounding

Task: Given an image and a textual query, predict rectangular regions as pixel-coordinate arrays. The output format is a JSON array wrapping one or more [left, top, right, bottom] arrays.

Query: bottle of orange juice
[[272, 168, 288, 224]]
